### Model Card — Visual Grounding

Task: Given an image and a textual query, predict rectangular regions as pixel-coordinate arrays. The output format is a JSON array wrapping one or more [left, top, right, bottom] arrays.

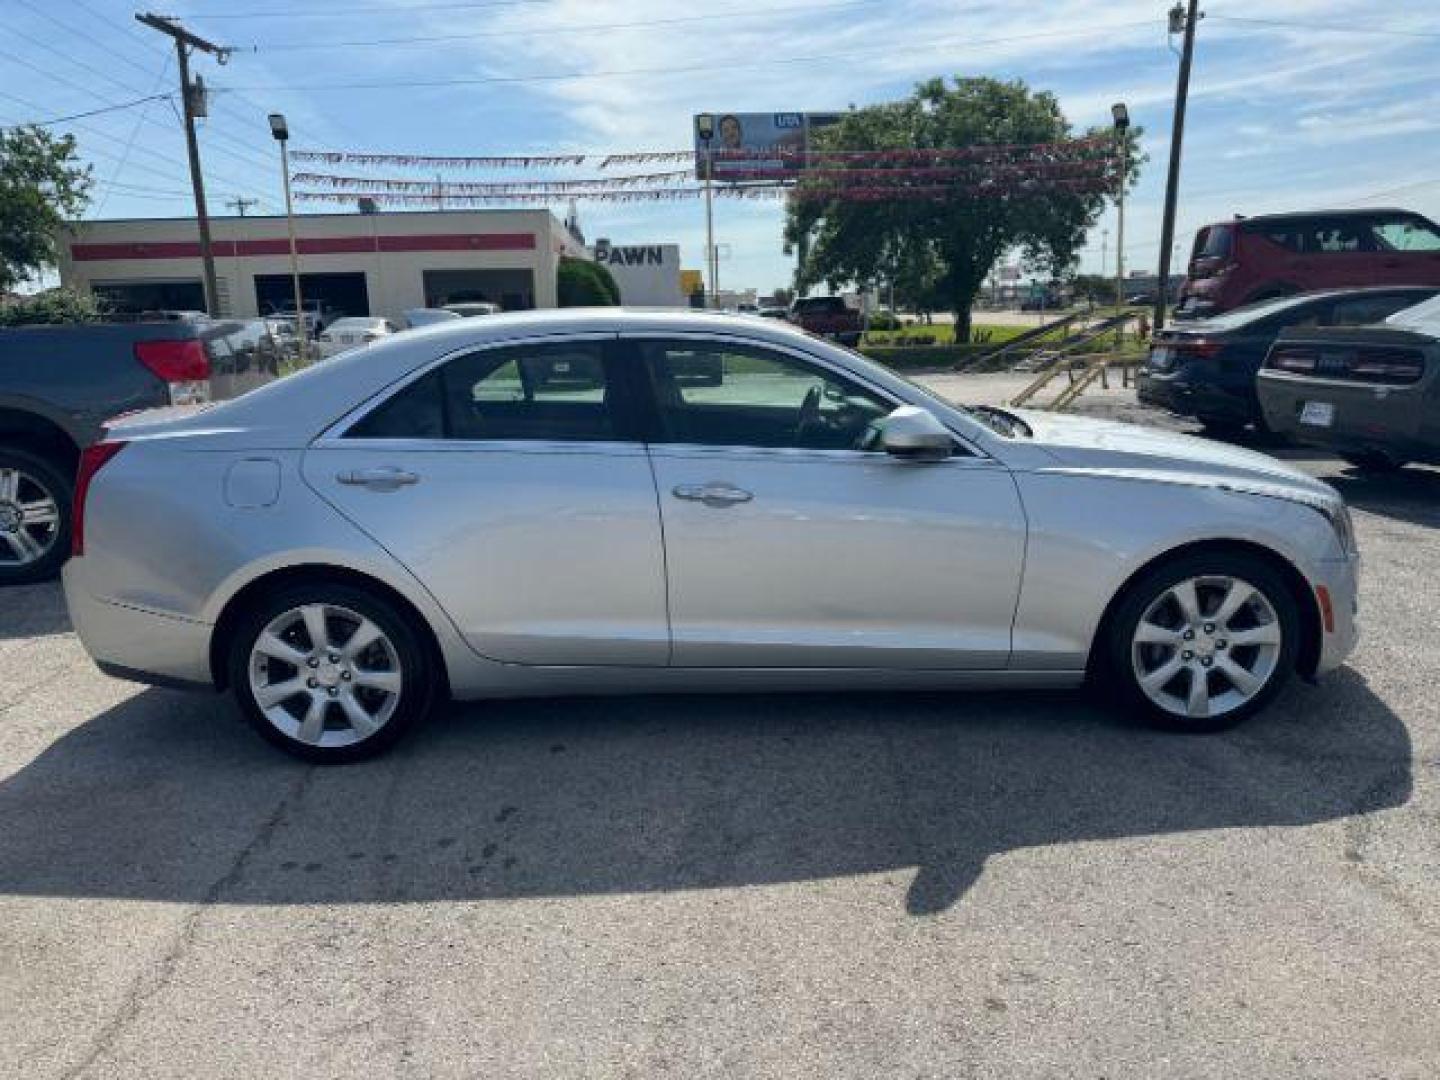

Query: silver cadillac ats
[[63, 309, 1359, 762]]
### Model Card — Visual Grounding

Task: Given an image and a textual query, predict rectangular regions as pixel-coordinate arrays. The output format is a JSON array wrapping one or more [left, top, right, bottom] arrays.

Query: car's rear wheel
[[228, 583, 434, 762], [1105, 552, 1301, 732], [0, 448, 70, 586]]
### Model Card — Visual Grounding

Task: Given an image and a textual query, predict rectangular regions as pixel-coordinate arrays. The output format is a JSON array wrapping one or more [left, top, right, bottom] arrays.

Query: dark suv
[[1176, 209, 1440, 319], [1137, 286, 1438, 433]]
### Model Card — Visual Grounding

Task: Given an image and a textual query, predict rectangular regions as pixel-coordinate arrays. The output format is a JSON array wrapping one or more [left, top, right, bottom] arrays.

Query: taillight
[[72, 441, 127, 557], [1268, 346, 1318, 373], [1167, 337, 1224, 359], [134, 339, 210, 381], [1267, 345, 1424, 384]]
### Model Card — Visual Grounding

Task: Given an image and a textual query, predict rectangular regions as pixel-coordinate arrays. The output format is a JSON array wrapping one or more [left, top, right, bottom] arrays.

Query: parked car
[[1176, 208, 1440, 319], [318, 316, 401, 358], [757, 306, 789, 319], [1258, 293, 1440, 471], [402, 308, 462, 329], [0, 318, 280, 584], [64, 309, 1358, 762], [442, 301, 501, 318], [789, 295, 862, 345], [270, 299, 337, 338], [1138, 286, 1439, 433]]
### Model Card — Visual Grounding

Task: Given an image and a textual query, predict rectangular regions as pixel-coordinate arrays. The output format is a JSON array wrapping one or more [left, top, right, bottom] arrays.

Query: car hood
[[1010, 409, 1340, 505]]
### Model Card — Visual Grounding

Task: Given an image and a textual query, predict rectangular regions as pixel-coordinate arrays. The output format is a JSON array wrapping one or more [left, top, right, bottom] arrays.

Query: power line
[[175, 0, 553, 18], [2, 94, 172, 129], [221, 20, 1158, 91], [1207, 14, 1440, 40], [248, 0, 880, 49]]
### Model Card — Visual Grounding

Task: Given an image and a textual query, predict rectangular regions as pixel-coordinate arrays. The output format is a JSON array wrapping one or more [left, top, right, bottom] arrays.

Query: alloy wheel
[[0, 466, 61, 567], [1130, 574, 1283, 720], [247, 602, 403, 748]]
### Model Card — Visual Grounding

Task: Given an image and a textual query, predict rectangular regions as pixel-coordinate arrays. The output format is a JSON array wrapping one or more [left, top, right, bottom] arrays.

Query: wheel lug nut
[[307, 677, 317, 688], [327, 687, 338, 697], [1182, 629, 1194, 640], [1216, 640, 1227, 650], [1201, 657, 1213, 668], [307, 657, 320, 668], [1203, 623, 1215, 634], [341, 670, 352, 680], [328, 653, 339, 663], [1182, 650, 1194, 660]]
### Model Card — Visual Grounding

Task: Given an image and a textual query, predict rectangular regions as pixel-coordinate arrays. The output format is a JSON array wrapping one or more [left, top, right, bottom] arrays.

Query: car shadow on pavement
[[0, 671, 1412, 916], [0, 582, 70, 641]]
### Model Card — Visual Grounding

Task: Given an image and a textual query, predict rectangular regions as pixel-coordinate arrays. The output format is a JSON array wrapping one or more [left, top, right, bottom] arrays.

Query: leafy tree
[[1071, 273, 1118, 307], [784, 77, 1140, 340], [0, 287, 106, 327], [0, 126, 92, 292], [556, 255, 621, 306]]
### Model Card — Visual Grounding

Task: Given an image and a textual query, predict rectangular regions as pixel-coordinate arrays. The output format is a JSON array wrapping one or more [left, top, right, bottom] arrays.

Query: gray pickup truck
[[0, 318, 280, 585]]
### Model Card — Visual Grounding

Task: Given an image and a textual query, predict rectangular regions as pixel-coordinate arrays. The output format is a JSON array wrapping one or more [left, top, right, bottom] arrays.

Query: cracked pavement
[[1, 398, 1437, 1079]]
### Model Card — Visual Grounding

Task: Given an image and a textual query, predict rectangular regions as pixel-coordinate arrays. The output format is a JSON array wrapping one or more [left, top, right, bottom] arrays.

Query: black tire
[[227, 581, 436, 763], [1103, 550, 1302, 733], [1342, 452, 1406, 473], [0, 447, 72, 587]]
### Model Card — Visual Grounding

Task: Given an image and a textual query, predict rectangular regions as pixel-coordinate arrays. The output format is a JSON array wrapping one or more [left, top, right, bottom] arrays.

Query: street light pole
[[696, 114, 717, 309], [1155, 0, 1201, 331], [1111, 103, 1130, 349], [269, 114, 306, 367]]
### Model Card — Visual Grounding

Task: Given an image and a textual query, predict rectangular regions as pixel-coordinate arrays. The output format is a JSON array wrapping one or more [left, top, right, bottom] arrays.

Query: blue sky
[[3, 0, 1438, 293]]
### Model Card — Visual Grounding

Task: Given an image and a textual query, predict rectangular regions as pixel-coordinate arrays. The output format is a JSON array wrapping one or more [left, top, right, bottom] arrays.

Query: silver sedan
[[63, 310, 1360, 762]]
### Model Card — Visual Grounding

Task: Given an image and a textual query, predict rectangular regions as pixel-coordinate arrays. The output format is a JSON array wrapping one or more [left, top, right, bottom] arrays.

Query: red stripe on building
[[70, 232, 536, 262]]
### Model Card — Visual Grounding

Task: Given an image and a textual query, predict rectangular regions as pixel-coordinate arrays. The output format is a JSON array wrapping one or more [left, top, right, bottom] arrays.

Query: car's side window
[[638, 339, 892, 451], [1372, 216, 1440, 252], [346, 341, 623, 442]]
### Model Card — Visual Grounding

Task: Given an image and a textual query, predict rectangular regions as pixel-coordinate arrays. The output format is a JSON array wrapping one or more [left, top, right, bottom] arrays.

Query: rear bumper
[[1136, 370, 1256, 423], [63, 560, 215, 689], [1257, 374, 1434, 462]]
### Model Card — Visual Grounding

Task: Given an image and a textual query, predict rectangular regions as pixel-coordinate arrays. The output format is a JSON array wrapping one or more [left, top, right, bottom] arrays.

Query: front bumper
[[63, 561, 216, 689], [1311, 554, 1360, 677]]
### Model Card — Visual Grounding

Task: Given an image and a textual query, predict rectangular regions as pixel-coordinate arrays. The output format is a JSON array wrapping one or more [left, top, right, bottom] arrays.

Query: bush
[[0, 287, 107, 327], [867, 310, 901, 332], [556, 256, 620, 307]]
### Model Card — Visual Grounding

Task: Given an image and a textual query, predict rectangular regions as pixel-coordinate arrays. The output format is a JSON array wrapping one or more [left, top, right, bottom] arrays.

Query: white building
[[57, 208, 589, 319], [588, 239, 684, 307]]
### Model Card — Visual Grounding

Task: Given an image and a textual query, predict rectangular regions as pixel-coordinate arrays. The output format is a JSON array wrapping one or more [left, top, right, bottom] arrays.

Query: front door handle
[[672, 482, 754, 507], [337, 466, 420, 491]]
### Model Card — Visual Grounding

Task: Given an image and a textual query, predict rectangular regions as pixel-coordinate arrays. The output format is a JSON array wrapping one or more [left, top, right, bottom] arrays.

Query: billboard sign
[[693, 112, 842, 181]]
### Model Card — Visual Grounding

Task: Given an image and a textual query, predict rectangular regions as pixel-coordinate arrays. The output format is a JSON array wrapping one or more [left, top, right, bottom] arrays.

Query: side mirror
[[880, 406, 953, 461]]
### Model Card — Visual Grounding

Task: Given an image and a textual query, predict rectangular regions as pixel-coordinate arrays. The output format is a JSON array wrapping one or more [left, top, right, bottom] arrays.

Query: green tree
[[0, 126, 92, 292], [1071, 272, 1118, 307], [784, 77, 1140, 341], [556, 255, 621, 306]]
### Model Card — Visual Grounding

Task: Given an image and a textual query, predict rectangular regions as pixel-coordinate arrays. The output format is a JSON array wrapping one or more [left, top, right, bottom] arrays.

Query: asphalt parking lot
[[1, 390, 1437, 1079]]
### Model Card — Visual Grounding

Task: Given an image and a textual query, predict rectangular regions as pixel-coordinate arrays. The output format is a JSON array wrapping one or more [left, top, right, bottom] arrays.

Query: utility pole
[[136, 13, 230, 317], [226, 196, 259, 217], [1155, 0, 1201, 332]]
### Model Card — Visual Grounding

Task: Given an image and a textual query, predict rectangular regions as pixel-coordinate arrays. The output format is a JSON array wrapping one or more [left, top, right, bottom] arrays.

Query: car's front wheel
[[228, 583, 435, 762], [1105, 552, 1301, 732]]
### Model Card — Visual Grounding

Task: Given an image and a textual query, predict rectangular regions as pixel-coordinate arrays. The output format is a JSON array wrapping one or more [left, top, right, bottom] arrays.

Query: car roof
[[1225, 207, 1423, 225]]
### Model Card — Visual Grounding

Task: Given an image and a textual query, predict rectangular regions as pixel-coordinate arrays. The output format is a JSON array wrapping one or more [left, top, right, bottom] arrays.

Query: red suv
[[1176, 208, 1440, 319]]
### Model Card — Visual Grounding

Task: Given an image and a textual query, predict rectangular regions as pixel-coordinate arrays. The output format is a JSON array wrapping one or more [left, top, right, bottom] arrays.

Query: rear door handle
[[672, 482, 753, 507], [337, 466, 419, 491]]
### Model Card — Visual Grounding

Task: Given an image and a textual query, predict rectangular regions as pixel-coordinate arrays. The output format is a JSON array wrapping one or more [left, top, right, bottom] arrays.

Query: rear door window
[[1330, 293, 1435, 326], [347, 340, 635, 442]]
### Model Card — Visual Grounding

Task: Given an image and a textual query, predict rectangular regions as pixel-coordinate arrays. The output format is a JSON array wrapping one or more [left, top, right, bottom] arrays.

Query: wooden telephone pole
[[136, 13, 231, 316]]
